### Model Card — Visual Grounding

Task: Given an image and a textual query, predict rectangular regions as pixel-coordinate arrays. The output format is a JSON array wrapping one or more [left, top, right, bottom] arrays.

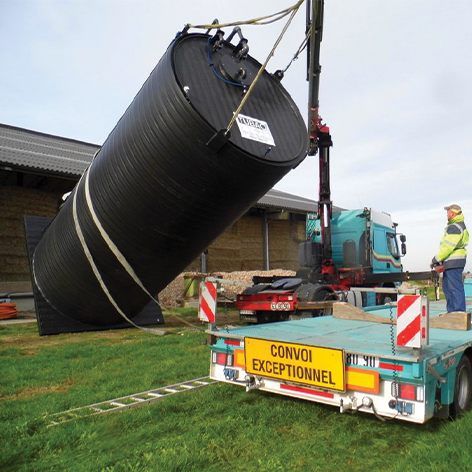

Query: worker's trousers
[[443, 268, 466, 312]]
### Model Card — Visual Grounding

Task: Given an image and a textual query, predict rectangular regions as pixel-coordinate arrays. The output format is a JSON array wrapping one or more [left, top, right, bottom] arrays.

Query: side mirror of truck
[[401, 242, 407, 256], [400, 234, 406, 243]]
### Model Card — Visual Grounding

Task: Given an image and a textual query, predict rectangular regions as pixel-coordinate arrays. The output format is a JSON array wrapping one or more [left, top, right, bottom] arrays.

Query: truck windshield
[[386, 233, 400, 259]]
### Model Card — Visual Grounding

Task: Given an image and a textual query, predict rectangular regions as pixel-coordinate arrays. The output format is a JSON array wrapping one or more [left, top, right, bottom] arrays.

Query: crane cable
[[280, 24, 312, 75], [188, 0, 305, 30], [188, 1, 306, 134], [225, 1, 304, 134]]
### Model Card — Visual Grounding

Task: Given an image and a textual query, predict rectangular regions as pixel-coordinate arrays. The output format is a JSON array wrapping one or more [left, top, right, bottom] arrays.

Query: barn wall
[[1, 183, 307, 292], [200, 213, 305, 273], [268, 218, 306, 270], [0, 185, 62, 292]]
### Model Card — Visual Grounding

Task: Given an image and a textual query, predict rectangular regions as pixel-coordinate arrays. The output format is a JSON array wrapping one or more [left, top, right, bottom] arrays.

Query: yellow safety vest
[[434, 213, 469, 269]]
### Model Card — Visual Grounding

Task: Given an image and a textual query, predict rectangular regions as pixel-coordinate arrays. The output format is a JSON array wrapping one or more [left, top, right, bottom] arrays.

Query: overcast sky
[[1, 0, 472, 272]]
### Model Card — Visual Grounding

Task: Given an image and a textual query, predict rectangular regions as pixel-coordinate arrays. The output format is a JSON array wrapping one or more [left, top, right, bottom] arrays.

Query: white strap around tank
[[71, 165, 163, 334]]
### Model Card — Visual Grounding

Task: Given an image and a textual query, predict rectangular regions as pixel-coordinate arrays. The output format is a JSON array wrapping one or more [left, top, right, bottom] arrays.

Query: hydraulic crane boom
[[235, 0, 441, 325], [307, 0, 334, 275], [307, 0, 324, 156]]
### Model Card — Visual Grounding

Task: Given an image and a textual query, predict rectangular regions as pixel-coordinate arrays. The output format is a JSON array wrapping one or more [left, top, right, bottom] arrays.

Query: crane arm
[[307, 0, 325, 156], [307, 0, 334, 272]]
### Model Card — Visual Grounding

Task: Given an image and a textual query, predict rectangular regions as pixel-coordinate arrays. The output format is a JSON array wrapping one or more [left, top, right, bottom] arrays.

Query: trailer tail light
[[345, 367, 380, 394], [392, 383, 424, 402], [233, 349, 245, 368], [399, 383, 415, 400], [212, 351, 233, 367], [278, 295, 294, 301]]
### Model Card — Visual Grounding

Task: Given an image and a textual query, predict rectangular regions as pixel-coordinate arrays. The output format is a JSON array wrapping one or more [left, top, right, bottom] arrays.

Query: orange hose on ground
[[0, 303, 19, 320]]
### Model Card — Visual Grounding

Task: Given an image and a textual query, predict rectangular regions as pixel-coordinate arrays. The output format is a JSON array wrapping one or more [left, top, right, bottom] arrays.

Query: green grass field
[[2, 311, 472, 472], [410, 280, 445, 302]]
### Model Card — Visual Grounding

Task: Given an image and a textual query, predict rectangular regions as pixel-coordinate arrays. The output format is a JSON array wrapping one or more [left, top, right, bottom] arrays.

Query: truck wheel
[[452, 356, 472, 416], [315, 289, 337, 303], [311, 288, 337, 317]]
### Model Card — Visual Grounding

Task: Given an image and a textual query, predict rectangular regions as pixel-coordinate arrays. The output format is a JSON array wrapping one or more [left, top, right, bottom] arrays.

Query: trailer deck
[[208, 296, 472, 423], [211, 298, 472, 362]]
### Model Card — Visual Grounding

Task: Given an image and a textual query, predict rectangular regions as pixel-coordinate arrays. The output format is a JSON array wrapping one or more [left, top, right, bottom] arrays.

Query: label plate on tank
[[235, 114, 276, 146]]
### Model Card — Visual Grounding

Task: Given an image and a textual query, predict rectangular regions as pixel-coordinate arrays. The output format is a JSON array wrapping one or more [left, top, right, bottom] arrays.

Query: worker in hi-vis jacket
[[431, 204, 469, 313]]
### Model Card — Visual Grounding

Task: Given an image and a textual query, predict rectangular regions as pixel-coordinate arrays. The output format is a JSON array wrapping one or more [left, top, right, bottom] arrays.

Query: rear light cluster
[[212, 351, 233, 366], [212, 348, 245, 369], [277, 295, 293, 301], [392, 382, 424, 402]]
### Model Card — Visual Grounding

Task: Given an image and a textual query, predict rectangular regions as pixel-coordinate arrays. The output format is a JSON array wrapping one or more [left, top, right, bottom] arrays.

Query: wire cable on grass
[[159, 304, 206, 332]]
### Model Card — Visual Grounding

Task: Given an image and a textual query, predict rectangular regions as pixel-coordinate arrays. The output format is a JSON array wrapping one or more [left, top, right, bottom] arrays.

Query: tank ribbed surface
[[32, 33, 307, 326]]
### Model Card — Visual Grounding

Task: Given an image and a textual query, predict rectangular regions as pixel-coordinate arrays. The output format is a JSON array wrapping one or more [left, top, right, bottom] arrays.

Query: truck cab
[[236, 208, 407, 323], [307, 207, 404, 275]]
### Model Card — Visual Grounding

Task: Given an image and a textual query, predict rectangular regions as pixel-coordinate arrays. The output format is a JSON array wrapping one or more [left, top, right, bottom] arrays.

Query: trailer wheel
[[452, 356, 472, 417]]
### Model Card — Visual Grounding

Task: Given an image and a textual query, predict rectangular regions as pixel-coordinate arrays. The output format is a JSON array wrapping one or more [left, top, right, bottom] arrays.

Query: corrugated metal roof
[[258, 188, 343, 213], [258, 188, 317, 213], [0, 123, 339, 214], [0, 123, 98, 177]]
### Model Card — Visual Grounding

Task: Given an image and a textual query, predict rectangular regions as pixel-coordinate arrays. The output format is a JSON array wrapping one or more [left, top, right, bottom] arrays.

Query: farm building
[[0, 123, 336, 294]]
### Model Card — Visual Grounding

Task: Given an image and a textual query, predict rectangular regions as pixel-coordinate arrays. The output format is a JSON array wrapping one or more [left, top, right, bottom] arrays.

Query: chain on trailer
[[379, 302, 400, 422], [387, 288, 430, 420], [386, 286, 428, 400], [345, 286, 432, 421]]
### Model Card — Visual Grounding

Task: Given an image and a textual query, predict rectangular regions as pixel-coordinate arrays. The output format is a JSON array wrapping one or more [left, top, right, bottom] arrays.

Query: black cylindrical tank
[[33, 32, 307, 326]]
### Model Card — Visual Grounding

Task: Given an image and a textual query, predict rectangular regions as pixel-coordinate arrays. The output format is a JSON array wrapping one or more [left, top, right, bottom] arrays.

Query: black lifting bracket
[[210, 29, 225, 51], [226, 27, 249, 60]]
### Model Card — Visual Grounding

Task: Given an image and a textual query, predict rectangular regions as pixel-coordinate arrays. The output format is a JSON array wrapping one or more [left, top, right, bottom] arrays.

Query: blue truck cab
[[306, 208, 404, 275], [236, 208, 409, 322]]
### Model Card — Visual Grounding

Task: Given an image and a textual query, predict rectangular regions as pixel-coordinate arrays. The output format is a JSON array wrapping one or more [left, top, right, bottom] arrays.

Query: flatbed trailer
[[208, 296, 472, 423]]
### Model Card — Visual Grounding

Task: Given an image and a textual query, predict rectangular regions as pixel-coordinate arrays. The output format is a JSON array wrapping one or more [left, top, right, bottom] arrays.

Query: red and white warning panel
[[199, 281, 217, 323], [397, 295, 429, 348]]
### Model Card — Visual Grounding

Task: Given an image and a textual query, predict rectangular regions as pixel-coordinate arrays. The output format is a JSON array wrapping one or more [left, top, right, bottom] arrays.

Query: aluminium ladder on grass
[[45, 376, 218, 427]]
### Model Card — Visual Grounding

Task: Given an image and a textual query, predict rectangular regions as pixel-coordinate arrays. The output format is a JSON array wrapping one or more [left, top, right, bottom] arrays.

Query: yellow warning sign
[[245, 338, 345, 392]]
